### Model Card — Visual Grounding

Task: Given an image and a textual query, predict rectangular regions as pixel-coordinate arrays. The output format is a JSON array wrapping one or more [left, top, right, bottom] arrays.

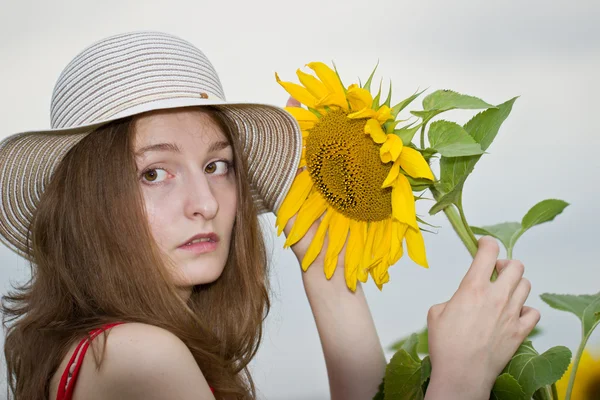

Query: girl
[[0, 31, 539, 400]]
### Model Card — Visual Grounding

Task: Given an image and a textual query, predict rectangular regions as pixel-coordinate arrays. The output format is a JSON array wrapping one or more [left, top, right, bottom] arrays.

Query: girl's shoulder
[[50, 322, 214, 400]]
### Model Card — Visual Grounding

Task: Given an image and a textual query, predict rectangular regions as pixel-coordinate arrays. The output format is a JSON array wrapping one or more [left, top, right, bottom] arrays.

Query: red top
[[55, 322, 214, 399]]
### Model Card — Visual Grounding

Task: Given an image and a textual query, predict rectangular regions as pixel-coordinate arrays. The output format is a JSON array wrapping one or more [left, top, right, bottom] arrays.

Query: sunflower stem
[[429, 186, 477, 258], [565, 333, 588, 400], [420, 123, 426, 149]]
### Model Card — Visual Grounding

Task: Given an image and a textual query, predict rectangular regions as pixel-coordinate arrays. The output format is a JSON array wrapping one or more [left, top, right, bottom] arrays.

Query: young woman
[[0, 31, 539, 400]]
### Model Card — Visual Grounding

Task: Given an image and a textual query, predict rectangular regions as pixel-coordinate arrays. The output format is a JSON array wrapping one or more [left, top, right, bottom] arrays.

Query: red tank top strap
[[56, 322, 124, 400]]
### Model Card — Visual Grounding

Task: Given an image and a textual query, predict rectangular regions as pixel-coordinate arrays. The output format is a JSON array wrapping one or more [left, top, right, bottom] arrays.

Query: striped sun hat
[[0, 31, 302, 258]]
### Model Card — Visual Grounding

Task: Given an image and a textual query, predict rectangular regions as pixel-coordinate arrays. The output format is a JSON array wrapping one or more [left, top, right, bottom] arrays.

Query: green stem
[[565, 334, 588, 400], [456, 193, 478, 251], [507, 247, 513, 260], [552, 383, 559, 399], [430, 186, 478, 258], [420, 123, 426, 149]]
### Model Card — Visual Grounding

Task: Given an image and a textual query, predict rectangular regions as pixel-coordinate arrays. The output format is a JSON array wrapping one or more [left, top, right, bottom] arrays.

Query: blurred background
[[0, 0, 598, 398]]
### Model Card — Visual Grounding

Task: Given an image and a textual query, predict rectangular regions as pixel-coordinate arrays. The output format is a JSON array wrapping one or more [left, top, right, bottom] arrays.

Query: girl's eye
[[205, 161, 231, 176], [142, 168, 168, 183]]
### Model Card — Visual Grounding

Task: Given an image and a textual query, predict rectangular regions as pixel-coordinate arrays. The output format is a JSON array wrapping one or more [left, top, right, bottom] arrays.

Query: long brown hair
[[2, 108, 270, 399]]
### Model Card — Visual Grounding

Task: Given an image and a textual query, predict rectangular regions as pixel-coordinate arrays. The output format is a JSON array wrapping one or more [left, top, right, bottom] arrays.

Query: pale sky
[[0, 0, 599, 399]]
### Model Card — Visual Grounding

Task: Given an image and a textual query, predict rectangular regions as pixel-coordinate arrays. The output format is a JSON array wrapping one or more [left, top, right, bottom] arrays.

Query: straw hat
[[0, 31, 302, 258]]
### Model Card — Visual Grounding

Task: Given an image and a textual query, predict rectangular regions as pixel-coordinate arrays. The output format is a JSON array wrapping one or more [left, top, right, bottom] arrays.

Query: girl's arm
[[300, 247, 386, 400]]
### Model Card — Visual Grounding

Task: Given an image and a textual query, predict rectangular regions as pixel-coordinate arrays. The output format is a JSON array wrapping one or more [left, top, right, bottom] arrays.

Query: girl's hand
[[425, 236, 541, 400]]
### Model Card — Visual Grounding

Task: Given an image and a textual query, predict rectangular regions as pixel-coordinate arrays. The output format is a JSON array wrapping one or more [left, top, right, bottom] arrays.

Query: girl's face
[[133, 108, 237, 295]]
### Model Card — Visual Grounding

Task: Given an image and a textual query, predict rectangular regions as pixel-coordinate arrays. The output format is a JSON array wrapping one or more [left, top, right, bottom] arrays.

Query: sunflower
[[275, 62, 433, 291], [556, 350, 600, 400]]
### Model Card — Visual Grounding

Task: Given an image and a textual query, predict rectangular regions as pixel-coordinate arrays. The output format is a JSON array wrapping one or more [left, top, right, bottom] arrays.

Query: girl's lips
[[178, 240, 218, 254]]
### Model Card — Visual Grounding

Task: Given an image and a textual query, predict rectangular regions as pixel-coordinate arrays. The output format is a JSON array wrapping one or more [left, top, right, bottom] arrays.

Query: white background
[[0, 0, 599, 399]]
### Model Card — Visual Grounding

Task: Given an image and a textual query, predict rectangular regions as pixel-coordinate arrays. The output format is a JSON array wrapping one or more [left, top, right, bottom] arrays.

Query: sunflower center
[[305, 109, 392, 222]]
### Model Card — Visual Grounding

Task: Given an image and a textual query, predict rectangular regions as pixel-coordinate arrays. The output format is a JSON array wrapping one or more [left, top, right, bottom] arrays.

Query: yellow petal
[[284, 106, 318, 122], [380, 134, 403, 163], [389, 221, 407, 265], [373, 219, 391, 263], [324, 212, 350, 279], [375, 105, 392, 124], [392, 174, 418, 230], [358, 223, 377, 283], [275, 169, 313, 235], [344, 220, 365, 292], [399, 147, 434, 180], [284, 191, 327, 247], [381, 160, 400, 189], [315, 92, 348, 109], [347, 84, 373, 112], [296, 69, 329, 99], [301, 210, 333, 271], [307, 62, 347, 110], [348, 107, 376, 119], [405, 227, 429, 268], [364, 119, 387, 144], [276, 72, 317, 109]]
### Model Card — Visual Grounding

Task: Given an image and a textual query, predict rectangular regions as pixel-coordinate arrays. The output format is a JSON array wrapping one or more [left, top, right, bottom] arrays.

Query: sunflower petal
[[296, 69, 329, 99], [284, 106, 318, 122], [380, 134, 403, 163], [276, 170, 313, 235], [364, 119, 387, 144], [382, 159, 400, 189], [348, 107, 376, 119], [307, 62, 347, 110], [399, 147, 434, 180], [301, 210, 333, 271], [347, 84, 373, 112], [389, 220, 407, 264], [405, 226, 429, 268], [315, 92, 349, 109], [392, 174, 418, 230], [324, 212, 350, 279], [373, 219, 391, 263], [375, 105, 392, 124], [344, 220, 365, 292], [358, 223, 377, 283], [275, 73, 317, 109], [284, 192, 327, 247]]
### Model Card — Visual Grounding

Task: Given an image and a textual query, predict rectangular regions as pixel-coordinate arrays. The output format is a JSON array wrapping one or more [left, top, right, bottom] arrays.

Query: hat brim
[[0, 97, 302, 258]]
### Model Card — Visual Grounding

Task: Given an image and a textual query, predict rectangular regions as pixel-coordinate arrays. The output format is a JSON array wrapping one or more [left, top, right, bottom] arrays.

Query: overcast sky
[[0, 0, 599, 399]]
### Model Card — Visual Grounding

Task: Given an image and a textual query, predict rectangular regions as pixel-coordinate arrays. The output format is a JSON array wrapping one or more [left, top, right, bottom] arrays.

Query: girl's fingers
[[509, 277, 532, 313], [287, 96, 301, 107], [495, 259, 511, 274], [519, 306, 541, 336], [495, 260, 525, 294], [463, 236, 500, 285]]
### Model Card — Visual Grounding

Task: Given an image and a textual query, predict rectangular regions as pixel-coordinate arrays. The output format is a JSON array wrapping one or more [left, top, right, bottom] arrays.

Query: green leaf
[[503, 341, 572, 398], [373, 78, 383, 110], [373, 379, 385, 400], [389, 328, 429, 354], [384, 81, 393, 108], [363, 61, 379, 92], [491, 373, 527, 400], [391, 88, 426, 118], [429, 98, 517, 215], [384, 334, 431, 400], [521, 199, 570, 231], [422, 90, 495, 112], [471, 199, 569, 256], [471, 222, 522, 252], [428, 120, 485, 157], [528, 326, 543, 339], [540, 293, 600, 338], [411, 90, 496, 123], [394, 125, 421, 145]]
